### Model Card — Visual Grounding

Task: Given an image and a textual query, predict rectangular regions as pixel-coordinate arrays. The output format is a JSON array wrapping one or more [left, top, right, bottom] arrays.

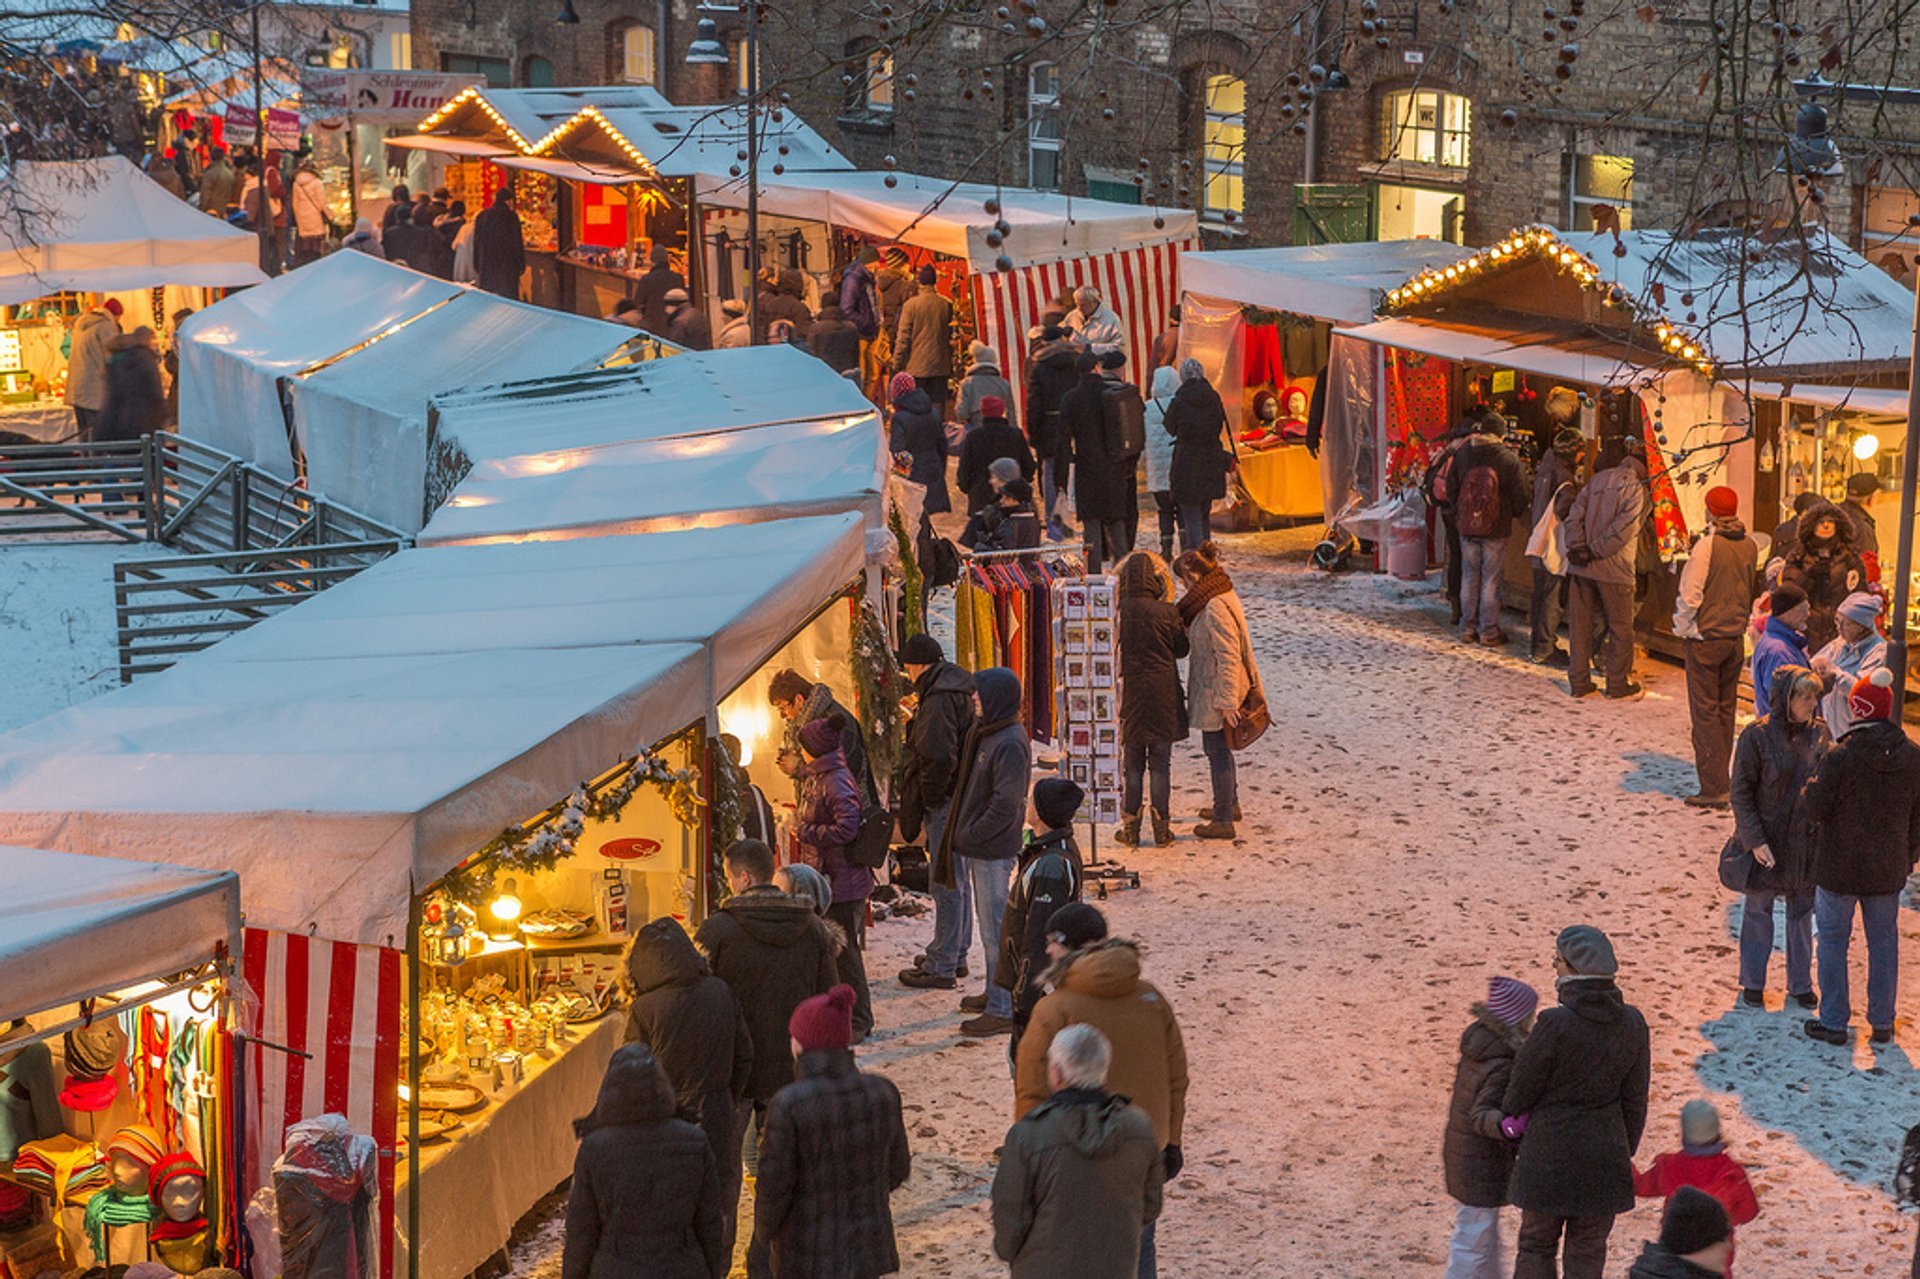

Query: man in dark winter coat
[[1503, 924, 1650, 1279], [1024, 327, 1081, 541], [897, 635, 979, 993], [1443, 976, 1538, 1275], [1625, 1187, 1732, 1279], [809, 301, 862, 375], [694, 839, 838, 1179], [838, 247, 881, 342], [992, 1024, 1162, 1279], [1565, 444, 1650, 699], [936, 667, 1033, 1036], [1061, 350, 1137, 573], [1448, 410, 1529, 646], [1843, 470, 1881, 561], [621, 918, 753, 1252], [757, 267, 814, 343], [1731, 664, 1829, 1007], [1802, 668, 1920, 1046], [471, 189, 527, 299], [996, 778, 1085, 1051], [1529, 427, 1583, 665], [633, 245, 684, 336], [955, 395, 1037, 512], [750, 985, 910, 1279], [663, 289, 711, 351], [1163, 359, 1233, 554], [1675, 485, 1759, 808], [894, 265, 955, 413], [563, 1044, 727, 1279], [876, 248, 914, 347], [768, 669, 871, 801]]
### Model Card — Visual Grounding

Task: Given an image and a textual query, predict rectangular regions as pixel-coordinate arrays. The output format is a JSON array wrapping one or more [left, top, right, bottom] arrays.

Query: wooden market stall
[[1319, 224, 1913, 650], [1177, 240, 1474, 523], [0, 156, 266, 442]]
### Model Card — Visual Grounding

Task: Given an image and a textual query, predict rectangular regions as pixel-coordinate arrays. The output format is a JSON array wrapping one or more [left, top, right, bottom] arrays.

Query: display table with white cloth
[[395, 1012, 623, 1279], [0, 401, 77, 443]]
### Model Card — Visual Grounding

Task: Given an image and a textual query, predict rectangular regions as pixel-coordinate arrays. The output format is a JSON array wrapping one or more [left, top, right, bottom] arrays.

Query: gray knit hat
[[1556, 924, 1618, 977]]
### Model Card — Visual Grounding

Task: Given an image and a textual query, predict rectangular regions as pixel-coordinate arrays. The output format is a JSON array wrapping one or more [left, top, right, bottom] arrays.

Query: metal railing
[[0, 434, 407, 681]]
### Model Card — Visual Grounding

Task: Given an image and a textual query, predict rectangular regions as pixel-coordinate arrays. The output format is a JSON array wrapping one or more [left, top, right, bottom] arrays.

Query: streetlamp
[[687, 4, 760, 344]]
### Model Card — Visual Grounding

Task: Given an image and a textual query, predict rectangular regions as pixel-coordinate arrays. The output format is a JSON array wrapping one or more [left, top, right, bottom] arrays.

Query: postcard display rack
[[1054, 575, 1122, 827]]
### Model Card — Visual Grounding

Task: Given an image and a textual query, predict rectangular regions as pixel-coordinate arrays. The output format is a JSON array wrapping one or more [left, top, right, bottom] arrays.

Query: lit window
[[730, 36, 751, 96], [621, 25, 656, 85], [1384, 89, 1472, 168], [866, 49, 894, 113], [1028, 62, 1061, 191], [1202, 73, 1245, 219], [1569, 154, 1634, 230], [390, 31, 412, 70], [1862, 185, 1920, 283]]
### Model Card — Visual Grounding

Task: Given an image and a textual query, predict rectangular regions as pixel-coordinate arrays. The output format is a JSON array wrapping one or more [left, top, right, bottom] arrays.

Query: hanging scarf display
[[83, 1188, 158, 1259]]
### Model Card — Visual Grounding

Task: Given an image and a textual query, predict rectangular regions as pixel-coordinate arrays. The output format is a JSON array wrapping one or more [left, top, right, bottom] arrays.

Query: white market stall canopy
[[0, 514, 866, 947], [0, 156, 268, 304], [288, 292, 637, 532], [177, 252, 464, 478], [0, 844, 240, 1024], [1181, 241, 1476, 326], [692, 169, 1198, 273], [417, 344, 884, 545]]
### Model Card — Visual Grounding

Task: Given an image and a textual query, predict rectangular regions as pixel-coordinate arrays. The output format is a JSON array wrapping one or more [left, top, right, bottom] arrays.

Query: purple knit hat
[[798, 717, 841, 757], [1486, 975, 1539, 1027]]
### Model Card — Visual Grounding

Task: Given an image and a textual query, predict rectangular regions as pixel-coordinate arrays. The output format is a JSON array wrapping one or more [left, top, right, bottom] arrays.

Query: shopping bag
[[1526, 484, 1568, 575]]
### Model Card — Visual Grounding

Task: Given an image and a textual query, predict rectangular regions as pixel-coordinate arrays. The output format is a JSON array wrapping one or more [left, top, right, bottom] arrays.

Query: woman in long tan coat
[[1173, 543, 1259, 840]]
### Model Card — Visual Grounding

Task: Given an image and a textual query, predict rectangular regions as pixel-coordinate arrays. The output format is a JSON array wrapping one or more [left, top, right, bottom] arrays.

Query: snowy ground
[[0, 536, 165, 732], [489, 527, 1920, 1278]]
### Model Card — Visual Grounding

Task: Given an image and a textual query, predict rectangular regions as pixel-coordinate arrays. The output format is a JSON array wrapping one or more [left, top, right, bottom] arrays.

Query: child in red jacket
[[1636, 1099, 1759, 1271]]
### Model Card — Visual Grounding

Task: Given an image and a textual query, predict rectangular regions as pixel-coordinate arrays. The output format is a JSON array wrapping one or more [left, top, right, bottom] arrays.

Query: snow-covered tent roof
[[0, 514, 866, 946], [417, 345, 884, 545], [692, 169, 1199, 273], [1181, 241, 1476, 325], [177, 252, 462, 478], [410, 85, 674, 152], [1, 844, 240, 1024], [0, 156, 267, 304], [287, 292, 636, 532]]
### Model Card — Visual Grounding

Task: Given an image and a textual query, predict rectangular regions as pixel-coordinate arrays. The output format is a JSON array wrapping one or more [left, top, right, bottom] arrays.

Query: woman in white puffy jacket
[[1142, 363, 1181, 560]]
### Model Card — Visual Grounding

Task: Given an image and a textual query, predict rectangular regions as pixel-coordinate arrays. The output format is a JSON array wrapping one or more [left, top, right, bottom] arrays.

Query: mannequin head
[[151, 1152, 207, 1223], [106, 1123, 167, 1194], [1282, 386, 1309, 420]]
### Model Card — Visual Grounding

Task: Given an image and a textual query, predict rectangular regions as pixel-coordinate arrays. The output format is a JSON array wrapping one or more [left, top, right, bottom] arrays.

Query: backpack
[[1101, 383, 1146, 463], [1428, 447, 1460, 506], [847, 800, 894, 868], [1455, 462, 1503, 539]]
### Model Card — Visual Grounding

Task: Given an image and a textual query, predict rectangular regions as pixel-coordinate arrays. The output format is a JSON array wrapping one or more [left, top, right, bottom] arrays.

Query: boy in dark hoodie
[[1443, 975, 1538, 1279], [996, 778, 1087, 1054]]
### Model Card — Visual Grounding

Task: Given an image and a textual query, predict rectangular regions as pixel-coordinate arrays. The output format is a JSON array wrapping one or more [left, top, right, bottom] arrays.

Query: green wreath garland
[[889, 498, 924, 637], [852, 596, 904, 797]]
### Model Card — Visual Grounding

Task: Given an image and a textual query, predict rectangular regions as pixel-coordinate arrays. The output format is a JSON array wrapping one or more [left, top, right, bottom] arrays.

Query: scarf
[[1177, 569, 1235, 627], [84, 1187, 158, 1258]]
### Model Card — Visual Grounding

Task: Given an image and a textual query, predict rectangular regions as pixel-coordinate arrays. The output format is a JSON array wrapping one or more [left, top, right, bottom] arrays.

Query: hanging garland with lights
[[852, 597, 905, 798], [1381, 225, 1719, 379], [705, 737, 745, 904], [889, 498, 925, 637], [438, 746, 703, 909]]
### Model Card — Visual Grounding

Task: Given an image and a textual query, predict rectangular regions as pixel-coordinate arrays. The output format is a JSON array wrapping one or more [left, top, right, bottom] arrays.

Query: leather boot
[[1193, 819, 1236, 840], [1114, 813, 1141, 846], [1150, 808, 1174, 846], [1160, 538, 1175, 562]]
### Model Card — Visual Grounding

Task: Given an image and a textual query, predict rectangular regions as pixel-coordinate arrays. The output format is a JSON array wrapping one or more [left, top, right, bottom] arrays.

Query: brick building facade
[[409, 0, 1920, 273]]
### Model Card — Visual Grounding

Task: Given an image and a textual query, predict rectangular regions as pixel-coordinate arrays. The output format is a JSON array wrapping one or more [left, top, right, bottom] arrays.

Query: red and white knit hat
[[1849, 667, 1897, 723]]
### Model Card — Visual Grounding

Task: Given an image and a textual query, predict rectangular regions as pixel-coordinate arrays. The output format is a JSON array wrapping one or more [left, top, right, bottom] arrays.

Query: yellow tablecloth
[[1237, 444, 1322, 518], [394, 1012, 624, 1279]]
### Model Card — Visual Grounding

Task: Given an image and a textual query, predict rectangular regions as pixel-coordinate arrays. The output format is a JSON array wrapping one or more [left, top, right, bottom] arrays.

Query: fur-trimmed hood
[[1466, 1001, 1529, 1053], [1041, 937, 1144, 994]]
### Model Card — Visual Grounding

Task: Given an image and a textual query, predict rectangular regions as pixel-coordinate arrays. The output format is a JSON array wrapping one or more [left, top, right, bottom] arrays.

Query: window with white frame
[[1383, 88, 1471, 168], [1202, 73, 1245, 219], [1028, 62, 1061, 190], [620, 24, 656, 85], [1568, 153, 1634, 229]]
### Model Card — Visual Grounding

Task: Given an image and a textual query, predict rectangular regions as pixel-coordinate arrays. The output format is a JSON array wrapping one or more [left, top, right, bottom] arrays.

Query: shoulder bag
[[1226, 601, 1270, 751], [1716, 835, 1757, 893]]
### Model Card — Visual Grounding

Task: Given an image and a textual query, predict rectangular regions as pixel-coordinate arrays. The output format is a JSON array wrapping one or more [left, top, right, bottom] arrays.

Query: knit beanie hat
[[1032, 777, 1084, 829], [1099, 348, 1128, 370], [1680, 1099, 1721, 1147], [889, 371, 917, 404], [1047, 902, 1108, 949], [1659, 1186, 1731, 1254], [107, 1123, 167, 1170], [917, 265, 937, 286], [1767, 582, 1808, 616], [65, 1015, 126, 1081], [969, 340, 996, 367], [981, 394, 1007, 420], [857, 246, 880, 265], [901, 634, 943, 666], [1848, 471, 1882, 498], [1556, 924, 1618, 977], [798, 716, 842, 757], [1551, 426, 1585, 456], [777, 862, 832, 917], [789, 984, 855, 1052], [1837, 591, 1883, 628], [148, 1151, 204, 1212], [1849, 667, 1896, 723], [1704, 486, 1739, 519], [1485, 975, 1539, 1027], [988, 456, 1022, 484]]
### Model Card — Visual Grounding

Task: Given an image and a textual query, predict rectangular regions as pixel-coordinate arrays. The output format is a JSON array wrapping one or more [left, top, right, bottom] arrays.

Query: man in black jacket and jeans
[[1803, 669, 1920, 1045], [1449, 411, 1530, 646], [1504, 924, 1650, 1279], [897, 634, 978, 991]]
